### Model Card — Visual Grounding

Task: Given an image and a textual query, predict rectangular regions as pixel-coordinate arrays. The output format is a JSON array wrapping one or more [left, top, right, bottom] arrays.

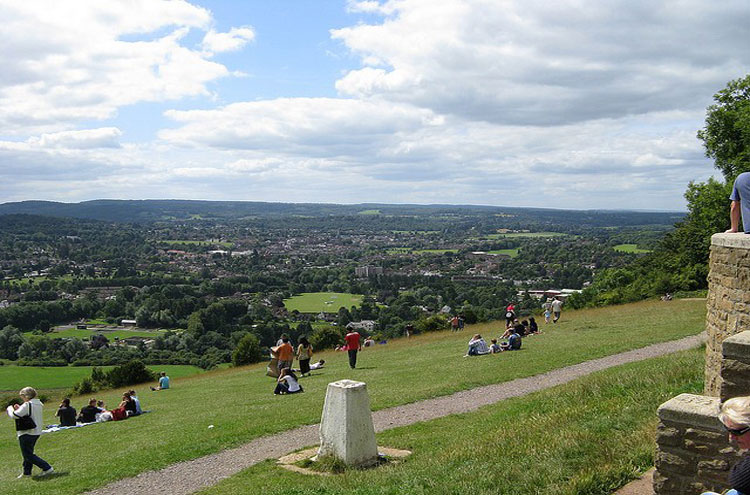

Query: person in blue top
[[151, 372, 170, 391], [728, 172, 750, 234]]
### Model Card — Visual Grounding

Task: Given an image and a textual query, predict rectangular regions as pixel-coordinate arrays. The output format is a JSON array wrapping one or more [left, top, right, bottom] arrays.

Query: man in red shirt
[[344, 330, 362, 369]]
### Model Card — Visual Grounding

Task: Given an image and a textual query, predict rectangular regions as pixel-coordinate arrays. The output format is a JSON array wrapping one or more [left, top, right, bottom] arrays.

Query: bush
[[309, 325, 345, 350], [106, 360, 156, 388], [232, 334, 263, 366], [71, 376, 97, 396], [415, 315, 448, 333]]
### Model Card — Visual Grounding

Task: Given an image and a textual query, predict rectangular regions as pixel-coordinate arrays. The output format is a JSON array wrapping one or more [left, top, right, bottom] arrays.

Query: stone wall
[[721, 331, 750, 401], [705, 233, 750, 397], [654, 394, 740, 494]]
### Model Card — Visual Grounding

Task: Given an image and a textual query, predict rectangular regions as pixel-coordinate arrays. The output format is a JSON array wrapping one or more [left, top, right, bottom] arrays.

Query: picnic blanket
[[42, 411, 151, 434]]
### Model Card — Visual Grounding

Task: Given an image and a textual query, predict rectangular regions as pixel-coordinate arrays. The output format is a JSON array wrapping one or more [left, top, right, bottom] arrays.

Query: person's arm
[[727, 200, 741, 233], [10, 401, 29, 418]]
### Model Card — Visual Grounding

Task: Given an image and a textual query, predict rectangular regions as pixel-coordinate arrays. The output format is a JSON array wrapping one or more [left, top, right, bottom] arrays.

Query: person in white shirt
[[551, 298, 563, 323], [6, 386, 54, 478], [465, 334, 490, 356], [274, 368, 304, 395], [309, 360, 325, 371]]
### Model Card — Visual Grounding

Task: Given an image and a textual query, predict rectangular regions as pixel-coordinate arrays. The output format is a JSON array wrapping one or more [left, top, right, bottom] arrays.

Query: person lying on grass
[[465, 334, 490, 356], [274, 368, 304, 395], [294, 360, 325, 374], [703, 396, 750, 495]]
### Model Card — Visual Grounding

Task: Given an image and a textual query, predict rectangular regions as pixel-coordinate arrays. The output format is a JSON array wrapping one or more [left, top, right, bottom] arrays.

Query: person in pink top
[[344, 331, 362, 369]]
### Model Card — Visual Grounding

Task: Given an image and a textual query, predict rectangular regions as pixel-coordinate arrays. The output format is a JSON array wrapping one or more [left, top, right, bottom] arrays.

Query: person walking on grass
[[542, 298, 553, 323], [296, 335, 314, 377], [344, 329, 362, 369], [7, 386, 54, 479], [551, 297, 563, 323]]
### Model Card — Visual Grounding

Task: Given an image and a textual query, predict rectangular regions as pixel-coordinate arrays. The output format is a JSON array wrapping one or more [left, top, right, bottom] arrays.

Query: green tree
[[232, 333, 263, 366], [698, 74, 750, 180]]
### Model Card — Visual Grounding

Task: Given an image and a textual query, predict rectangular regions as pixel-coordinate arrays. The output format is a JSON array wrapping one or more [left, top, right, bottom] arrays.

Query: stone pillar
[[654, 394, 739, 494], [705, 233, 750, 397], [318, 379, 379, 467], [721, 330, 750, 401]]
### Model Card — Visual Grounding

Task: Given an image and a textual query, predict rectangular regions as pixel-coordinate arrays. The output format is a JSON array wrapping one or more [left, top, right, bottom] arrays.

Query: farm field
[[413, 248, 458, 254], [614, 243, 652, 253], [0, 364, 206, 392], [0, 299, 705, 495], [283, 292, 364, 313], [204, 346, 704, 495], [157, 240, 234, 248], [479, 232, 569, 239], [42, 327, 171, 340], [487, 248, 520, 258]]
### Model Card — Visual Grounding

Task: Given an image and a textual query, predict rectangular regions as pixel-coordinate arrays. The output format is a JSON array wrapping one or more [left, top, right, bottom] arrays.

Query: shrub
[[106, 360, 156, 388], [415, 315, 448, 333], [232, 334, 263, 366], [309, 325, 345, 350]]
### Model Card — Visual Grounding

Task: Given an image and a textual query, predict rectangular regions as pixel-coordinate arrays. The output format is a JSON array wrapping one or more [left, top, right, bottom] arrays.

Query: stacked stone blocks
[[655, 233, 750, 495], [705, 234, 750, 397]]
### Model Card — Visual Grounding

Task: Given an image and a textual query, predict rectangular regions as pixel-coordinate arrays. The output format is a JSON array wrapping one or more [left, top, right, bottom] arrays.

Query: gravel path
[[87, 333, 704, 495]]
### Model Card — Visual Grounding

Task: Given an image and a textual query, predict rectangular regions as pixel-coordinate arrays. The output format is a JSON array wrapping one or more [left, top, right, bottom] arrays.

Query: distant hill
[[0, 199, 685, 227]]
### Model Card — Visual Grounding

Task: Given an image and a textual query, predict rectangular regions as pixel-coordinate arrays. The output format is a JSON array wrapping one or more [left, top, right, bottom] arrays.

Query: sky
[[1, 0, 749, 211]]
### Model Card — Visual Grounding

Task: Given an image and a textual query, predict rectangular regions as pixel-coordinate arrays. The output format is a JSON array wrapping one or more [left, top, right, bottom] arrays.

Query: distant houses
[[355, 265, 383, 277]]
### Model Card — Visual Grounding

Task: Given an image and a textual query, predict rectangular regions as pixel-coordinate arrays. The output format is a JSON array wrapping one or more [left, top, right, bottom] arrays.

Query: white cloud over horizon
[[1, 0, 748, 210]]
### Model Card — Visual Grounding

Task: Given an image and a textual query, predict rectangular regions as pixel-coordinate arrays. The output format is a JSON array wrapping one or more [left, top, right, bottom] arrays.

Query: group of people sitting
[[464, 318, 540, 356], [55, 390, 143, 426]]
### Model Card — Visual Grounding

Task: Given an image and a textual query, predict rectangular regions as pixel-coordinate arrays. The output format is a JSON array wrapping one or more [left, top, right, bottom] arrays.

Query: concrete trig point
[[318, 379, 379, 467]]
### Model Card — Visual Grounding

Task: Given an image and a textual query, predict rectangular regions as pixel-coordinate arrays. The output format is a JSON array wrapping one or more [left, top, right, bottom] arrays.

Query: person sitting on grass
[[274, 368, 303, 395], [701, 396, 750, 495], [465, 334, 490, 356], [489, 339, 501, 354], [128, 390, 142, 415], [56, 398, 77, 427], [151, 371, 170, 391], [499, 327, 522, 351], [528, 317, 540, 335], [77, 398, 102, 424]]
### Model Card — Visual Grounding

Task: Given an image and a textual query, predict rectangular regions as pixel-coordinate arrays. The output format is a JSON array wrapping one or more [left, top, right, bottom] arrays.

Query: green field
[[0, 364, 206, 392], [479, 232, 568, 240], [357, 209, 381, 215], [413, 248, 458, 255], [614, 243, 652, 254], [203, 347, 704, 495], [385, 247, 412, 254], [283, 292, 364, 313], [49, 328, 171, 340], [158, 240, 234, 248], [0, 299, 706, 495], [487, 248, 520, 258]]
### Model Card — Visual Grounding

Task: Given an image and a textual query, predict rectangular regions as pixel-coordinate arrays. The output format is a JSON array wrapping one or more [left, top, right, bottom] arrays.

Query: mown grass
[[43, 327, 170, 340], [0, 299, 705, 494], [613, 244, 652, 254], [202, 347, 704, 495], [487, 248, 520, 257], [284, 292, 364, 313], [0, 364, 207, 392], [413, 249, 458, 255]]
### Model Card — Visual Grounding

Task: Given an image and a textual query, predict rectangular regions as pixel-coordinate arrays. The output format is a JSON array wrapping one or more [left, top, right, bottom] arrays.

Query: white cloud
[[0, 0, 245, 135], [202, 27, 255, 54], [332, 0, 750, 125]]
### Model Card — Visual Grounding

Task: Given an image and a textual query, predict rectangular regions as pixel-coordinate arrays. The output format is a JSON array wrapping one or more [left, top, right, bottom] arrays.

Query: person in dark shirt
[[55, 398, 77, 426], [703, 396, 750, 495], [77, 398, 101, 423]]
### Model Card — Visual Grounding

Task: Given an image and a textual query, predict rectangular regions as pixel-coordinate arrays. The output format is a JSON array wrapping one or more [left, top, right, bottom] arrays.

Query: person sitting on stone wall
[[702, 396, 750, 495]]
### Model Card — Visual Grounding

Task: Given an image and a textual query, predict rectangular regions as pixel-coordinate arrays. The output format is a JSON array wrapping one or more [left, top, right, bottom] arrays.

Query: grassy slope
[[0, 299, 705, 494], [203, 347, 704, 495], [0, 365, 207, 393]]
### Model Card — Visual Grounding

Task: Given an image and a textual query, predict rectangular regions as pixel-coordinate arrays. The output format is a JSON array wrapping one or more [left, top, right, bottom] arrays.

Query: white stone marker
[[318, 379, 379, 467]]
